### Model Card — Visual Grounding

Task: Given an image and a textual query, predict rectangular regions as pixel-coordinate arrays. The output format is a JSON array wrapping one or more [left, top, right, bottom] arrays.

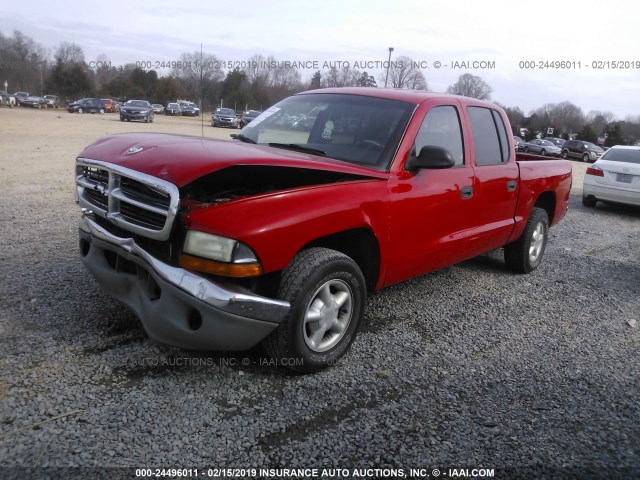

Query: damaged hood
[[77, 133, 388, 187]]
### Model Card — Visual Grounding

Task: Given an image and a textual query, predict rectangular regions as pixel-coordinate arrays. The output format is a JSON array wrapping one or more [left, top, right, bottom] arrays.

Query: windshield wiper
[[268, 143, 326, 156], [230, 133, 256, 144]]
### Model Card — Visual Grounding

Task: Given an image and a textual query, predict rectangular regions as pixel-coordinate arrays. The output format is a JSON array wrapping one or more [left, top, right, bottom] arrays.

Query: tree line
[[1, 30, 638, 144]]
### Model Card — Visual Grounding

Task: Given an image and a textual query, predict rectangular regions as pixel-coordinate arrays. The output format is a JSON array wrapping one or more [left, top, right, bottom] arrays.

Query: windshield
[[238, 93, 414, 171], [540, 140, 554, 146], [126, 100, 148, 107], [215, 108, 235, 116]]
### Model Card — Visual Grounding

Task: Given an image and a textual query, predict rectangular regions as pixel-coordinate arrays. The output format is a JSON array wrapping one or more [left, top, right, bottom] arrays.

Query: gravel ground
[[0, 108, 638, 479]]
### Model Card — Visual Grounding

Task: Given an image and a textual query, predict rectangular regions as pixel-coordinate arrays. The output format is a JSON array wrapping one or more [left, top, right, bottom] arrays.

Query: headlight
[[181, 230, 262, 277], [184, 231, 240, 262]]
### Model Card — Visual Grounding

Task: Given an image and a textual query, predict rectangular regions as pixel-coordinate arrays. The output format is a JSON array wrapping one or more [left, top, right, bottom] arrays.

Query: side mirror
[[405, 145, 455, 171]]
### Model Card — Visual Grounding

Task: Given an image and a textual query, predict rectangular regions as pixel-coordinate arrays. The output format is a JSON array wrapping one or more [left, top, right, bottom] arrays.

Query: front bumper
[[120, 111, 149, 120], [78, 215, 289, 350]]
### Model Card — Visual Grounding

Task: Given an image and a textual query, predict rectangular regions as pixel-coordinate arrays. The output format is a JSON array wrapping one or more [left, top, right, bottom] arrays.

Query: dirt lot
[[0, 106, 638, 478]]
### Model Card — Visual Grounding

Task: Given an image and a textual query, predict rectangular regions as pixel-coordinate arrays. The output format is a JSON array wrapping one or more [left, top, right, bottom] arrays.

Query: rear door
[[463, 105, 519, 251]]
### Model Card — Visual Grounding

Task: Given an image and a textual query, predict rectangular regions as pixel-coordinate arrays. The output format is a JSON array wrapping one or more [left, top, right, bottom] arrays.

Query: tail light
[[586, 166, 604, 177]]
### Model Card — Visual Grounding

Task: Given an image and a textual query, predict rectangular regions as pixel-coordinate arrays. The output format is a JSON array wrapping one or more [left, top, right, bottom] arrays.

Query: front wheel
[[540, 149, 546, 156], [582, 153, 590, 162], [504, 207, 549, 273], [561, 150, 568, 159], [262, 248, 366, 373], [523, 146, 529, 153], [77, 107, 83, 114]]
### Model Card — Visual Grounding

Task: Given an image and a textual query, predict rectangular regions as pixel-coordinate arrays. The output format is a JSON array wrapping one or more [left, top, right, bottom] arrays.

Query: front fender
[[185, 180, 389, 273]]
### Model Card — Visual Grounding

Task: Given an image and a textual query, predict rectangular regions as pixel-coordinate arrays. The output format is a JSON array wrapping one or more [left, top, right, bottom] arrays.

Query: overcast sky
[[4, 0, 639, 119]]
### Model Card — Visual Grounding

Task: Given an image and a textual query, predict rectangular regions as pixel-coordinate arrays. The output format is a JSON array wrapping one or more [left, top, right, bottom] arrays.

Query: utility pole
[[384, 47, 394, 88]]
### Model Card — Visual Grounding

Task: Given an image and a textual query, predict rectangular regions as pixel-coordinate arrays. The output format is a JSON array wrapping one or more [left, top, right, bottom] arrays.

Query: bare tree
[[55, 42, 85, 65], [586, 110, 615, 134], [381, 56, 427, 90], [171, 51, 224, 102], [550, 101, 584, 134], [324, 65, 360, 87], [446, 73, 491, 100]]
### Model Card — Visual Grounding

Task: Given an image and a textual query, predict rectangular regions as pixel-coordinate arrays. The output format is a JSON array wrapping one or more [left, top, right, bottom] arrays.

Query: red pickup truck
[[75, 88, 572, 372]]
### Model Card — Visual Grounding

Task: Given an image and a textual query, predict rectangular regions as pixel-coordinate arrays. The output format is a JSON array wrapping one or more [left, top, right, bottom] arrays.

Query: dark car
[[120, 100, 154, 123], [239, 110, 262, 128], [68, 98, 105, 114], [544, 137, 566, 148], [43, 95, 59, 108], [165, 102, 181, 116], [561, 139, 604, 162], [20, 96, 48, 108], [212, 107, 239, 128], [180, 102, 200, 116], [13, 92, 30, 105]]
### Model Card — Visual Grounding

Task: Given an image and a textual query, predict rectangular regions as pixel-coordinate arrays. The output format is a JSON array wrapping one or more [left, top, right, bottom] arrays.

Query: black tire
[[582, 153, 590, 162], [524, 146, 529, 153], [561, 150, 568, 159], [504, 207, 549, 274], [262, 247, 366, 373], [582, 195, 597, 207], [149, 114, 154, 123], [78, 107, 83, 114], [540, 149, 546, 156]]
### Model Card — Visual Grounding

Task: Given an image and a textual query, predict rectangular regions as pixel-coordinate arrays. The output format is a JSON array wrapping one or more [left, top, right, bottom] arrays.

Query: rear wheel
[[540, 149, 546, 156], [582, 195, 597, 207], [524, 146, 529, 153], [561, 150, 568, 159], [262, 248, 366, 373], [504, 207, 549, 273]]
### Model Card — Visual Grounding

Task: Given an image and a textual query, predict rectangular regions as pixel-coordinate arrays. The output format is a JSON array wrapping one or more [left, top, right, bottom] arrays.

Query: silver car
[[523, 139, 562, 157]]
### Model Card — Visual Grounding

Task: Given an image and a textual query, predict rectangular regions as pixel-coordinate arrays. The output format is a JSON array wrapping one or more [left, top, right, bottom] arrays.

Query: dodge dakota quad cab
[[75, 88, 572, 372]]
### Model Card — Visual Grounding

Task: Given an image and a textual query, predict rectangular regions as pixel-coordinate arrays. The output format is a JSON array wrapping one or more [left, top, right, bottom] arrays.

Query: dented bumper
[[78, 215, 289, 350]]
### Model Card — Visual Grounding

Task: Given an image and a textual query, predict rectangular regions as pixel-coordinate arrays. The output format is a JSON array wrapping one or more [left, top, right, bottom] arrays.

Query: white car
[[582, 146, 640, 207]]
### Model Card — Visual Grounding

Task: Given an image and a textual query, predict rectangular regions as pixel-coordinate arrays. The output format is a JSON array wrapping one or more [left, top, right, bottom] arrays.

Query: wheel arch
[[302, 228, 380, 292], [533, 191, 556, 225]]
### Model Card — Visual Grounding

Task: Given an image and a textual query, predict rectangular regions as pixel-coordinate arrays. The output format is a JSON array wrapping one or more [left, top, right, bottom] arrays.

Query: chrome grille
[[76, 159, 179, 241]]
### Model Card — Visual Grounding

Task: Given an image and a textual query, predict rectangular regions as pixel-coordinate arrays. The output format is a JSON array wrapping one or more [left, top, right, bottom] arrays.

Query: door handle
[[460, 186, 473, 199], [506, 180, 517, 192]]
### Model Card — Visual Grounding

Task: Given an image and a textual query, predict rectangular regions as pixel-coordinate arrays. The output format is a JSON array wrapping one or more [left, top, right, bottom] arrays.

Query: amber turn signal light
[[179, 254, 263, 278]]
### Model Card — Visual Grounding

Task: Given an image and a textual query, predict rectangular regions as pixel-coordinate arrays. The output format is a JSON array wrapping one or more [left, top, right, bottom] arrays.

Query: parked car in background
[[544, 137, 566, 148], [561, 139, 604, 162], [523, 139, 562, 156], [179, 101, 200, 116], [582, 146, 640, 207], [152, 104, 164, 114], [68, 98, 105, 114], [43, 95, 59, 108], [0, 91, 16, 107], [513, 135, 526, 152], [101, 99, 117, 113], [20, 96, 49, 108], [239, 110, 262, 128], [120, 99, 154, 123], [165, 103, 181, 116], [13, 92, 30, 105], [212, 107, 239, 128]]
